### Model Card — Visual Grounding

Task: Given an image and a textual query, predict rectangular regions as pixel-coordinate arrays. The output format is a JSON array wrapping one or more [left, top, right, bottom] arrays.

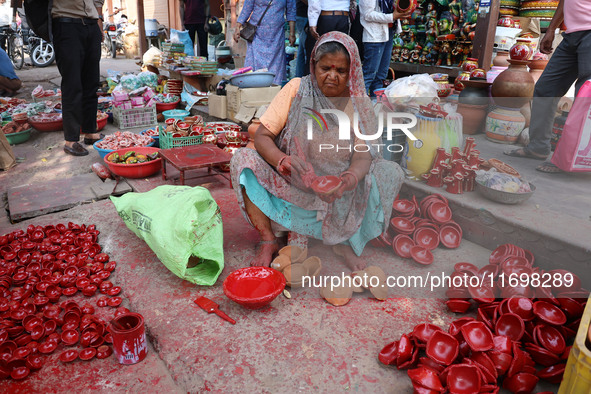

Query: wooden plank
[[390, 62, 461, 78], [472, 0, 500, 71]]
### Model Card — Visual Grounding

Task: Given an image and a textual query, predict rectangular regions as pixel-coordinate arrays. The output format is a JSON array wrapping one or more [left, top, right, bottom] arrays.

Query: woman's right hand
[[277, 155, 310, 177], [233, 25, 242, 42]]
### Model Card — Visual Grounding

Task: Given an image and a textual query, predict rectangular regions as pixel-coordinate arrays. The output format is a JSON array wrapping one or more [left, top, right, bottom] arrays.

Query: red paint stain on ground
[[234, 366, 244, 375], [363, 374, 378, 383]]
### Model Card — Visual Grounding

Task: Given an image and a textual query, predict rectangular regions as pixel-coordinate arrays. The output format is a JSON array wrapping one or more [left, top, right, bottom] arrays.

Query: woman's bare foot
[[250, 240, 279, 267], [333, 244, 367, 271]]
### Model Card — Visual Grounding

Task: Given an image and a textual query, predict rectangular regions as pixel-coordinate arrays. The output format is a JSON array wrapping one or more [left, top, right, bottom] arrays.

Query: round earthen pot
[[491, 59, 535, 108], [459, 80, 491, 106], [454, 71, 470, 92], [493, 51, 510, 67], [457, 103, 488, 135], [462, 58, 479, 73], [510, 39, 533, 61], [485, 106, 526, 144]]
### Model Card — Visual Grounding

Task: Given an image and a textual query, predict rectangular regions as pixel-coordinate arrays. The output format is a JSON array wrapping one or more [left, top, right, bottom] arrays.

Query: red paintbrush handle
[[214, 309, 236, 324]]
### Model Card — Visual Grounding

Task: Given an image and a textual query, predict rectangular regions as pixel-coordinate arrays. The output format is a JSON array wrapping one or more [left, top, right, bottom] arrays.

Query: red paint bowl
[[461, 321, 494, 352], [533, 301, 567, 325], [426, 331, 459, 365], [310, 176, 342, 196], [536, 325, 566, 355], [447, 364, 481, 394], [392, 235, 415, 258], [223, 267, 286, 309], [413, 227, 439, 250], [59, 349, 78, 363], [410, 246, 434, 265], [495, 312, 525, 341], [439, 225, 461, 248]]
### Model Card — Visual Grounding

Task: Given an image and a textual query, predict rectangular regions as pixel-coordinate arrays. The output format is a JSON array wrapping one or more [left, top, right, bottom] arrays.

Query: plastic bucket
[[145, 19, 158, 37], [110, 313, 148, 365]]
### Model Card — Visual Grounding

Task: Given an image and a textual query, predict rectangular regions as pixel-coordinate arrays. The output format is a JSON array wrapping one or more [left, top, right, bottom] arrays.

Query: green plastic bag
[[110, 185, 224, 286]]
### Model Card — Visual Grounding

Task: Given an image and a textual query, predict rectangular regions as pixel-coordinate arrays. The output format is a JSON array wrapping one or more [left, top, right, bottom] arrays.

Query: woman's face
[[314, 52, 350, 97]]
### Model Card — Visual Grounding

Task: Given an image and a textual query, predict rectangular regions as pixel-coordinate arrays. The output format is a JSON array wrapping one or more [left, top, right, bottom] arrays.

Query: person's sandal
[[536, 162, 563, 173], [83, 133, 105, 145], [63, 142, 89, 156], [503, 147, 547, 160]]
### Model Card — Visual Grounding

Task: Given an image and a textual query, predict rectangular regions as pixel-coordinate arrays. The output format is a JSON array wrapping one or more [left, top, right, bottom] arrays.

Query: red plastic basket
[[97, 114, 108, 131], [104, 147, 161, 178]]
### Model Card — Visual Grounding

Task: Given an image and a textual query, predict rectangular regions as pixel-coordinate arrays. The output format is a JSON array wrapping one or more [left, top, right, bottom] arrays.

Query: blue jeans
[[363, 28, 394, 97], [527, 30, 591, 155], [295, 16, 308, 78]]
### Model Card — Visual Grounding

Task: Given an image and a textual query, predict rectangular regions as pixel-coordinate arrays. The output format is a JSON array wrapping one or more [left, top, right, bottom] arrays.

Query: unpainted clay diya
[[278, 245, 308, 264], [320, 283, 353, 306], [363, 266, 388, 300], [270, 254, 291, 272]]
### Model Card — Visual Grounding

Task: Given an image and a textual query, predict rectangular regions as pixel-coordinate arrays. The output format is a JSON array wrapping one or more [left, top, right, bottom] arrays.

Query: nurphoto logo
[[304, 107, 419, 153]]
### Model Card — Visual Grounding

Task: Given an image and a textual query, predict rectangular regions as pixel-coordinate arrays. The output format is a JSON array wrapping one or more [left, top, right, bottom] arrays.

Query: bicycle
[[0, 23, 24, 70]]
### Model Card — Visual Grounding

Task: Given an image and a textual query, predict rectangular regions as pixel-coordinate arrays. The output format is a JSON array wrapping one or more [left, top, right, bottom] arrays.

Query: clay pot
[[491, 59, 535, 108], [462, 58, 479, 73], [457, 103, 488, 135], [497, 15, 515, 28], [459, 80, 490, 106], [485, 106, 526, 144], [432, 75, 452, 98], [454, 71, 470, 92], [529, 59, 548, 82], [395, 0, 417, 14], [510, 39, 533, 61], [493, 51, 510, 67], [470, 68, 486, 80]]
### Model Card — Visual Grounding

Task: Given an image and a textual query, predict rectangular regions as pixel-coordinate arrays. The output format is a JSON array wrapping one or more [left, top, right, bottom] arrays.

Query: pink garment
[[564, 0, 591, 33]]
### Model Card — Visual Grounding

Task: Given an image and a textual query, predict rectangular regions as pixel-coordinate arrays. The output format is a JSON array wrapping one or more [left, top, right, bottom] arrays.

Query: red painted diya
[[460, 321, 494, 352], [426, 331, 459, 365], [79, 348, 97, 361], [410, 246, 434, 265], [413, 227, 439, 250], [439, 225, 461, 249], [311, 176, 342, 196], [392, 234, 415, 258], [59, 349, 78, 363]]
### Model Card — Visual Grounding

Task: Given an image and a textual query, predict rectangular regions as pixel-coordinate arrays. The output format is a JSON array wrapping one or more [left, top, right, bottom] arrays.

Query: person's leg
[[53, 21, 86, 150], [184, 23, 198, 47], [362, 42, 384, 96], [507, 34, 578, 158], [80, 22, 102, 141], [333, 244, 367, 271], [242, 189, 279, 267], [0, 76, 20, 94], [295, 16, 307, 77], [371, 29, 395, 94], [196, 23, 208, 57]]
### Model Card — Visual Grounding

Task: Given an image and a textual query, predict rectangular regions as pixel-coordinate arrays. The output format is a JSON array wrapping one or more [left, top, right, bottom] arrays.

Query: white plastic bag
[[384, 74, 439, 108]]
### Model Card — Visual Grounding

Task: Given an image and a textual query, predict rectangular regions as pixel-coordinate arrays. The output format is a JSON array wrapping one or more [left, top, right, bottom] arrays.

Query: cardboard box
[[208, 93, 227, 119], [226, 85, 281, 113], [227, 103, 270, 124]]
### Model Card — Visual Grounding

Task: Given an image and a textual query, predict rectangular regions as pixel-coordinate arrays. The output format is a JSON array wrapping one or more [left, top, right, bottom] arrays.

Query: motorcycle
[[103, 13, 126, 58], [22, 29, 55, 67]]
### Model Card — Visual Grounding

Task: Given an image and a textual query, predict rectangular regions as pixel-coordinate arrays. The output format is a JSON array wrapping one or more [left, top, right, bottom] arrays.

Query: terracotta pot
[[395, 0, 417, 13], [498, 15, 515, 28], [510, 39, 533, 61], [462, 58, 479, 73], [491, 59, 535, 108], [454, 71, 470, 92], [457, 103, 488, 135], [485, 106, 526, 144], [459, 80, 491, 106], [432, 75, 452, 98], [493, 51, 510, 67], [470, 69, 486, 79], [529, 59, 548, 82]]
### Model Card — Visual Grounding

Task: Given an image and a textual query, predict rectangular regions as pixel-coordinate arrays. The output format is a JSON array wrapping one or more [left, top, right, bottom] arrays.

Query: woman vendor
[[230, 32, 404, 270]]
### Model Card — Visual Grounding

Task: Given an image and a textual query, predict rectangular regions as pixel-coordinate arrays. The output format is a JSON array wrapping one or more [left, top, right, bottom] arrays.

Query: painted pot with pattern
[[454, 71, 470, 92], [485, 106, 526, 144]]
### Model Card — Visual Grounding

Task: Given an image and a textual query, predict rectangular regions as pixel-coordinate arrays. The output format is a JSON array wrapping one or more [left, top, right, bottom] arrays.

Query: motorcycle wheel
[[9, 34, 24, 70], [111, 40, 117, 58], [31, 42, 55, 67]]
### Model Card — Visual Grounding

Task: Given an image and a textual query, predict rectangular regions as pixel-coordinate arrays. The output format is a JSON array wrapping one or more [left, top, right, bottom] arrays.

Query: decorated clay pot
[[491, 59, 535, 108], [485, 106, 526, 144], [454, 71, 470, 92], [219, 142, 241, 172], [493, 51, 510, 67], [498, 15, 515, 28], [457, 103, 488, 135], [395, 0, 418, 14], [462, 58, 479, 73], [470, 68, 487, 80], [459, 79, 491, 106], [510, 39, 533, 61], [432, 74, 452, 98]]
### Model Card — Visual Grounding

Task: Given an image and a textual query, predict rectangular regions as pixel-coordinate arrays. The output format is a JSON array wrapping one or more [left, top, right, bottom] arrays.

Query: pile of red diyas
[[422, 137, 484, 194], [379, 243, 588, 393], [371, 194, 462, 265], [0, 223, 130, 380]]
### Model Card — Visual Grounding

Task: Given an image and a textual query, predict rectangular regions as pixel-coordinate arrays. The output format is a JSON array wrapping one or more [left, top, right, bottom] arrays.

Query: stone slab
[[90, 178, 132, 199]]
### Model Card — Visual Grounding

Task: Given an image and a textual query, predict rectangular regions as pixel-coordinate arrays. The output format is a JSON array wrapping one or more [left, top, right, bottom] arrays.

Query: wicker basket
[[475, 181, 536, 204], [159, 132, 203, 149], [113, 105, 157, 129]]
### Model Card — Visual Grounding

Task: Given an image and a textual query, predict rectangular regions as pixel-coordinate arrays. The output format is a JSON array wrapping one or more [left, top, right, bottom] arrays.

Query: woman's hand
[[309, 26, 320, 40], [392, 10, 413, 21], [539, 29, 555, 54], [276, 155, 310, 177], [233, 25, 242, 42], [289, 33, 296, 46]]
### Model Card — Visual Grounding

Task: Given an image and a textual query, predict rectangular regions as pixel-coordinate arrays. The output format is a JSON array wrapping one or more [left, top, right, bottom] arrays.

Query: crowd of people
[[234, 0, 409, 95]]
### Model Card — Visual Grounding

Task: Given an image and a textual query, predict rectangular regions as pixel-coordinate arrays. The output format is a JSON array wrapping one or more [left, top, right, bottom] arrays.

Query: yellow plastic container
[[558, 296, 591, 394]]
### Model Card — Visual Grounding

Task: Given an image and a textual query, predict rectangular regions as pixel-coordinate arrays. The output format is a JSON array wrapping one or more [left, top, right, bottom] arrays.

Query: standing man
[[295, 0, 308, 77], [52, 0, 104, 156], [306, 0, 351, 70], [504, 0, 591, 173], [182, 0, 209, 58]]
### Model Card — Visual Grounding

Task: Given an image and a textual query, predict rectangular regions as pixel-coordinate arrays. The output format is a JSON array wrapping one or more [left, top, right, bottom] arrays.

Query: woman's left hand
[[289, 34, 296, 46]]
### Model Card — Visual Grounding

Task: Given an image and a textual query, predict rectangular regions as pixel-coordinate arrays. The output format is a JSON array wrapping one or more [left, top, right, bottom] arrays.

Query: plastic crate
[[559, 295, 591, 394], [113, 105, 157, 129], [159, 132, 203, 149]]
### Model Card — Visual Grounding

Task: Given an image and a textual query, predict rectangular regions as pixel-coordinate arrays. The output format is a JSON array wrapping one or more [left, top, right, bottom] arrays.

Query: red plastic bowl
[[156, 99, 180, 113], [104, 147, 161, 179], [223, 267, 286, 309], [97, 113, 108, 131], [29, 118, 63, 132]]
